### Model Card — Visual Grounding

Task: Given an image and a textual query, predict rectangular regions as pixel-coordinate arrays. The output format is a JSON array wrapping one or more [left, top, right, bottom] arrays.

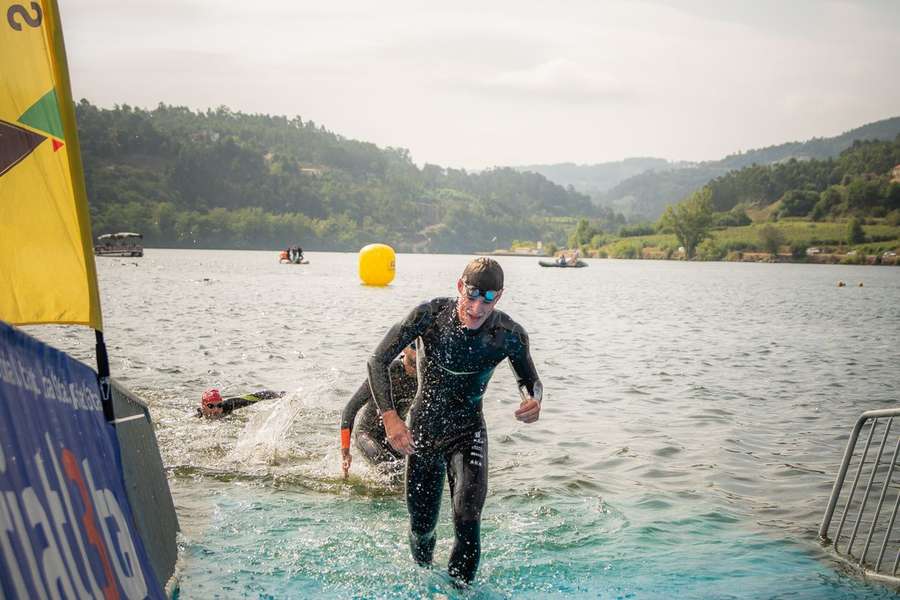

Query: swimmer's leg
[[446, 428, 488, 584], [406, 452, 445, 566]]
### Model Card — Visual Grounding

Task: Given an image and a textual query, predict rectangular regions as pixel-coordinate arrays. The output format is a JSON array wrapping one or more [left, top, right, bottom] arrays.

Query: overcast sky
[[60, 0, 900, 170]]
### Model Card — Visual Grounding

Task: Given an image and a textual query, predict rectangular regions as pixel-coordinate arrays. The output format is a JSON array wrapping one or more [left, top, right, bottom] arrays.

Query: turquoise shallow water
[[32, 250, 900, 598], [167, 479, 882, 599]]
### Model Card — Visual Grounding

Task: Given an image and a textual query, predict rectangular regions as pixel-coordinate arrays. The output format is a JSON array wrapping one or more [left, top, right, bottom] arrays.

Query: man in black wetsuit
[[367, 257, 542, 584], [196, 388, 285, 418], [340, 343, 418, 477]]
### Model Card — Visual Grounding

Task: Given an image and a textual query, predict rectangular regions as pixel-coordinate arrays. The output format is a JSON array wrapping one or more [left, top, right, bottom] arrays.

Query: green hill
[[565, 136, 900, 261], [705, 135, 900, 218], [77, 101, 612, 252], [540, 116, 900, 222]]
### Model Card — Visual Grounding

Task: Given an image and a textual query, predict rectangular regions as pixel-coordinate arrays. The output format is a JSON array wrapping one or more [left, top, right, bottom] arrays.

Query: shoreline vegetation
[[532, 135, 900, 267], [77, 101, 605, 254], [78, 101, 899, 258], [503, 220, 900, 266], [531, 248, 899, 266]]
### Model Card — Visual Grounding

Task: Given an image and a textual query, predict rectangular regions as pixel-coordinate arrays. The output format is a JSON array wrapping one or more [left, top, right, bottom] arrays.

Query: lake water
[[32, 249, 900, 598]]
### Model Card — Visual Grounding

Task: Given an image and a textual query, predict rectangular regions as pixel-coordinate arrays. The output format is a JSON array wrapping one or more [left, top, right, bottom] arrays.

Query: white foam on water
[[223, 374, 391, 487], [229, 387, 309, 466]]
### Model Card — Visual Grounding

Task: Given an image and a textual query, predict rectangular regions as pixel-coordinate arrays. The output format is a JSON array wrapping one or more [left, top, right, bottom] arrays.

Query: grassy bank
[[590, 220, 900, 264]]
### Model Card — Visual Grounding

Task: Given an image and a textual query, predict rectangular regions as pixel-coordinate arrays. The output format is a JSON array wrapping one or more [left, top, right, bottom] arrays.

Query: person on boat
[[196, 388, 286, 418], [567, 250, 579, 266], [340, 342, 418, 478], [366, 256, 543, 585], [288, 246, 305, 264], [556, 253, 567, 266]]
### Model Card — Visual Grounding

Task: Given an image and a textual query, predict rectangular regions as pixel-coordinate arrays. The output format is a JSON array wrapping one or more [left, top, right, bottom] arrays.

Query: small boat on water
[[94, 232, 143, 257], [280, 247, 309, 264], [539, 259, 588, 268]]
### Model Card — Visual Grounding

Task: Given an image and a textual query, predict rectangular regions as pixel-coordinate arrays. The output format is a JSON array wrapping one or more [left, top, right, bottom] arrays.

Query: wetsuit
[[340, 359, 417, 469], [367, 297, 541, 583], [195, 390, 284, 417]]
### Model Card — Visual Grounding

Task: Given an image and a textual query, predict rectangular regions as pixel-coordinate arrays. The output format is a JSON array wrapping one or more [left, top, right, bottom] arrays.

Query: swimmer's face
[[456, 278, 502, 330], [200, 403, 224, 418]]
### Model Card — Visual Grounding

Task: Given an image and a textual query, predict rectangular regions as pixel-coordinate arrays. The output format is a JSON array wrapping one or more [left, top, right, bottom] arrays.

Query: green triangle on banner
[[18, 88, 64, 141]]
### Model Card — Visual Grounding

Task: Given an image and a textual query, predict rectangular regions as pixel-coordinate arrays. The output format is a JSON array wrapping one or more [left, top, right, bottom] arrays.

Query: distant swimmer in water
[[196, 389, 286, 418], [367, 257, 543, 585], [340, 343, 418, 478]]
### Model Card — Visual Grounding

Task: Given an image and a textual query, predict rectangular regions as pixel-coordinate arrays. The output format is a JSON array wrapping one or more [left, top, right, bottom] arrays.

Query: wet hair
[[461, 257, 504, 291]]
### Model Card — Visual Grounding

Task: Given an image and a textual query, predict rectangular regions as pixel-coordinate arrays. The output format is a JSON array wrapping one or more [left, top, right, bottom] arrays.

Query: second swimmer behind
[[340, 343, 417, 478], [196, 389, 285, 418]]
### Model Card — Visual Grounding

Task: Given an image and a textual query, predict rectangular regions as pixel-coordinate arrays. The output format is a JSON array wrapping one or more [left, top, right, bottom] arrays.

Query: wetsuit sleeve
[[220, 390, 282, 415], [367, 301, 433, 414], [220, 395, 257, 415], [341, 381, 371, 432], [251, 390, 285, 400], [507, 327, 542, 402]]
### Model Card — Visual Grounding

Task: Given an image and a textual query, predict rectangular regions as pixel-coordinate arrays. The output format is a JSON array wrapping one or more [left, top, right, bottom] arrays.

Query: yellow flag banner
[[0, 0, 102, 329]]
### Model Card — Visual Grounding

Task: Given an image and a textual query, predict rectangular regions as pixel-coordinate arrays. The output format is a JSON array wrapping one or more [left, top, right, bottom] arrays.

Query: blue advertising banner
[[0, 321, 164, 599]]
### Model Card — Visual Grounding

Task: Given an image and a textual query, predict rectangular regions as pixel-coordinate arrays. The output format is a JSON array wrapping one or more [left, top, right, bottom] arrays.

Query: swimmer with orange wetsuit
[[340, 343, 417, 477]]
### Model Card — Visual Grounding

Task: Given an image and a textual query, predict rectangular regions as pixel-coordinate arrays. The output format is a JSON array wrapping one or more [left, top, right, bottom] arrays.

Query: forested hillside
[[577, 117, 900, 222], [77, 101, 613, 252], [566, 135, 900, 262], [705, 136, 900, 219]]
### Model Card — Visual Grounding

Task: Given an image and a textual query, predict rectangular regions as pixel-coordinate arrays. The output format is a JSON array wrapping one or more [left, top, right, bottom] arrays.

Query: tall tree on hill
[[847, 217, 865, 245], [568, 218, 599, 248], [758, 224, 786, 257], [659, 188, 714, 259]]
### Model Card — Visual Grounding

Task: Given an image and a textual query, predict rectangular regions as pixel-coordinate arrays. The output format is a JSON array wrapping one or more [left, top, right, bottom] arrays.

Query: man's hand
[[383, 410, 415, 455], [515, 396, 541, 423], [341, 448, 352, 479]]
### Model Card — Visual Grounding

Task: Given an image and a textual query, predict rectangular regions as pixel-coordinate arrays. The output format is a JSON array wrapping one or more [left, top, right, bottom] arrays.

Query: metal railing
[[820, 408, 900, 584]]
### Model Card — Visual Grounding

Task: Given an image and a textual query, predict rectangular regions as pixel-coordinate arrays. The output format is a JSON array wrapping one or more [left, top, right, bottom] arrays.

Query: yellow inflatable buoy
[[359, 243, 396, 286]]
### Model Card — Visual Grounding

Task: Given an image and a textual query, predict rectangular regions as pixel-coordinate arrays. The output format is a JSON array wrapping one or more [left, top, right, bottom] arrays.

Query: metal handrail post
[[820, 415, 867, 540]]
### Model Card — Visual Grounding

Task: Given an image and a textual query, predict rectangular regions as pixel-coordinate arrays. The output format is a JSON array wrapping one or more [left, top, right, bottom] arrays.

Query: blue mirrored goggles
[[464, 285, 500, 303]]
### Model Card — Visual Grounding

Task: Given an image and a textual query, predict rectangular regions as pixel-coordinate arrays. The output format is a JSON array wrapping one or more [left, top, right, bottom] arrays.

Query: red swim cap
[[202, 388, 222, 407]]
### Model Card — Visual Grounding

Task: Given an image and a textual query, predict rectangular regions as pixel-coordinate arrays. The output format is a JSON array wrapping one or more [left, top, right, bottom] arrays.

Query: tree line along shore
[[78, 101, 899, 258], [526, 218, 898, 265], [536, 135, 900, 265]]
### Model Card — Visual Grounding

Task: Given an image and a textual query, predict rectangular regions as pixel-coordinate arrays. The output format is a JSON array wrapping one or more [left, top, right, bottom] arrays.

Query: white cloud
[[58, 0, 900, 168], [475, 59, 636, 105]]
